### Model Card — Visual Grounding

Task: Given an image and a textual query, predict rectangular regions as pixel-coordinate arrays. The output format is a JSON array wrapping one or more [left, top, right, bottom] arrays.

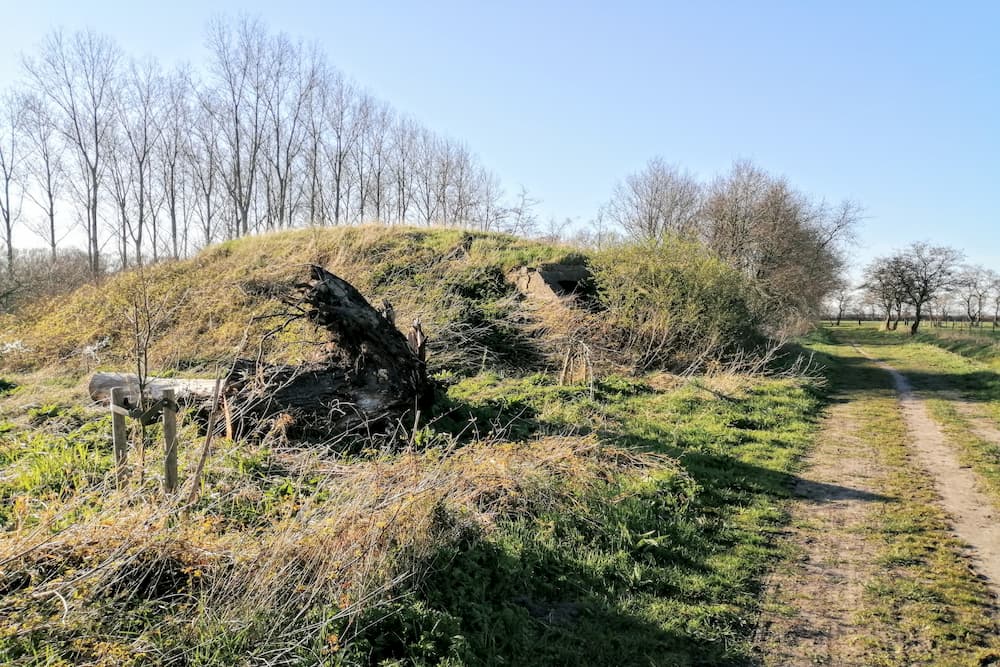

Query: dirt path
[[758, 340, 1000, 665], [757, 400, 888, 665], [854, 345, 1000, 595]]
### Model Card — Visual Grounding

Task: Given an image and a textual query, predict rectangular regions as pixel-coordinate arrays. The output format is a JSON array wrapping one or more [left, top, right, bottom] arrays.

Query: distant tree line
[[1, 16, 864, 334], [0, 16, 538, 287]]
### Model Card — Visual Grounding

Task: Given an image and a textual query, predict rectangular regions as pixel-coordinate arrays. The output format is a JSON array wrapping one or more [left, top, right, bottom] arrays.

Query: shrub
[[591, 237, 761, 371]]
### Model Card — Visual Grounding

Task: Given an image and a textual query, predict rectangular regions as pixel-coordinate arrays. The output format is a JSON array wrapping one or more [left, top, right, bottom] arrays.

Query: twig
[[186, 377, 223, 506]]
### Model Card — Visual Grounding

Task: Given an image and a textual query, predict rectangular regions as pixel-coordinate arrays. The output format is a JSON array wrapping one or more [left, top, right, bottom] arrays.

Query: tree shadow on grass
[[403, 523, 766, 667], [402, 439, 893, 666]]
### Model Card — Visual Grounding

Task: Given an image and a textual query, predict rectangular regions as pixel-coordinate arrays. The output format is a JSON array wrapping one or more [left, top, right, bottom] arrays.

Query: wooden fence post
[[163, 388, 178, 493], [110, 387, 128, 487]]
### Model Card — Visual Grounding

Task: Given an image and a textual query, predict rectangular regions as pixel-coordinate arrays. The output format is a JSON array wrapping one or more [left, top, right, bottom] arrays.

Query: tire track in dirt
[[857, 346, 1000, 597], [756, 399, 888, 665]]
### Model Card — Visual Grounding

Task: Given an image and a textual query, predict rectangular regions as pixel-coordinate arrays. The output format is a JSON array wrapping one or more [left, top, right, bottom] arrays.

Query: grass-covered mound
[[0, 228, 811, 665], [1, 226, 764, 379], [0, 226, 583, 376]]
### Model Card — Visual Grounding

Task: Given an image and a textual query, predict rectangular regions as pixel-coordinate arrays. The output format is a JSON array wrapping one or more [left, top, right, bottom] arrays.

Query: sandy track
[[756, 400, 887, 665], [859, 347, 1000, 597]]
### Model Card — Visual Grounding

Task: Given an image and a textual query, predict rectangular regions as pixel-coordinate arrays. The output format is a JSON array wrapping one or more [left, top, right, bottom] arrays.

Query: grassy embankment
[[0, 226, 823, 665]]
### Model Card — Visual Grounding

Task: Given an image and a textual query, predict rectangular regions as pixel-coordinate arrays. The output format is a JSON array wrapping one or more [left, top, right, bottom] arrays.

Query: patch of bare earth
[[859, 348, 1000, 598], [757, 400, 889, 666]]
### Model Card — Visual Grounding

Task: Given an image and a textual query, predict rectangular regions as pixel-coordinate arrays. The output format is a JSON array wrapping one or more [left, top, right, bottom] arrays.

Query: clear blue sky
[[2, 1, 997, 279]]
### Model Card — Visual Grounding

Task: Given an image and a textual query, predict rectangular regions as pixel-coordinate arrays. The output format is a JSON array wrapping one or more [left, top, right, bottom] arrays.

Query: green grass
[[825, 319, 1000, 367], [0, 367, 825, 666], [385, 372, 823, 665], [6, 319, 998, 664]]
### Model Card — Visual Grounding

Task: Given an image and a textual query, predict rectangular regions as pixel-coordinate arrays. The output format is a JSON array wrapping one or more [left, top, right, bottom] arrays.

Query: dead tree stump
[[90, 265, 434, 449]]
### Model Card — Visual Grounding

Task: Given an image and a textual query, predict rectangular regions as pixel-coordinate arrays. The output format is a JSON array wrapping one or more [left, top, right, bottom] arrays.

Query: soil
[[756, 399, 888, 665], [859, 347, 1000, 595]]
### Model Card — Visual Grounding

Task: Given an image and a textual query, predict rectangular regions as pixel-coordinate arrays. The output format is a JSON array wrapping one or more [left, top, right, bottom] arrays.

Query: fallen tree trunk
[[89, 265, 434, 447]]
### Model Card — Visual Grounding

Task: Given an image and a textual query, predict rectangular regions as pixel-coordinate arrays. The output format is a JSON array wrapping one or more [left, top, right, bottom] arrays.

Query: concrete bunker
[[509, 263, 592, 301]]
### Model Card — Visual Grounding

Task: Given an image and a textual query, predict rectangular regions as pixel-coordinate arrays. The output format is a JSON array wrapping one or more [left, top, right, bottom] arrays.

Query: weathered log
[[89, 373, 219, 406], [88, 265, 432, 447]]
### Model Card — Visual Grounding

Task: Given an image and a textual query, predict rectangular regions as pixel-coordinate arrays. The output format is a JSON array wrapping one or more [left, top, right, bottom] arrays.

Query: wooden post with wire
[[110, 387, 129, 486], [162, 388, 178, 493]]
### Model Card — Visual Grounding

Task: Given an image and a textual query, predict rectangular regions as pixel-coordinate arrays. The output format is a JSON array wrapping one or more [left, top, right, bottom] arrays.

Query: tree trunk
[[89, 373, 219, 405], [910, 305, 923, 335]]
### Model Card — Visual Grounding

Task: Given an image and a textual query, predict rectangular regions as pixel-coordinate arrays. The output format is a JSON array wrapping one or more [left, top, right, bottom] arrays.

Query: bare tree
[[504, 185, 539, 237], [390, 116, 418, 224], [412, 128, 439, 226], [106, 127, 133, 268], [988, 271, 1000, 329], [701, 159, 770, 275], [321, 70, 361, 225], [204, 16, 269, 237], [894, 243, 963, 334], [863, 255, 907, 330], [473, 168, 504, 232], [190, 96, 222, 247], [538, 216, 573, 244], [21, 94, 66, 261], [23, 29, 121, 276], [956, 265, 992, 327], [261, 33, 315, 229], [0, 92, 25, 277], [158, 67, 193, 259], [700, 160, 859, 329], [605, 157, 702, 241], [118, 57, 164, 265], [831, 285, 852, 326], [363, 100, 393, 223]]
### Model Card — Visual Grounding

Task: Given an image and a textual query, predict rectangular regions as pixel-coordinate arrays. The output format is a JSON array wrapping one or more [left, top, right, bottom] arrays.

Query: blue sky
[[2, 1, 997, 279]]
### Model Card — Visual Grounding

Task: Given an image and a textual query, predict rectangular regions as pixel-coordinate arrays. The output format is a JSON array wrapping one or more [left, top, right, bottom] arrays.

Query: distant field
[[822, 320, 1000, 366]]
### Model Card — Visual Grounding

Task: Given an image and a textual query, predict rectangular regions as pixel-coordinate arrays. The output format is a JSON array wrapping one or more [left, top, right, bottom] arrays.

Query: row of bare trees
[[853, 243, 988, 334], [848, 249, 1000, 333], [0, 18, 537, 281], [601, 157, 861, 329]]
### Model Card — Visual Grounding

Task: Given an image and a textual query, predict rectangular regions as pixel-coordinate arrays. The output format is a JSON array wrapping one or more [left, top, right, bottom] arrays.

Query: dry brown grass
[[0, 430, 670, 661]]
